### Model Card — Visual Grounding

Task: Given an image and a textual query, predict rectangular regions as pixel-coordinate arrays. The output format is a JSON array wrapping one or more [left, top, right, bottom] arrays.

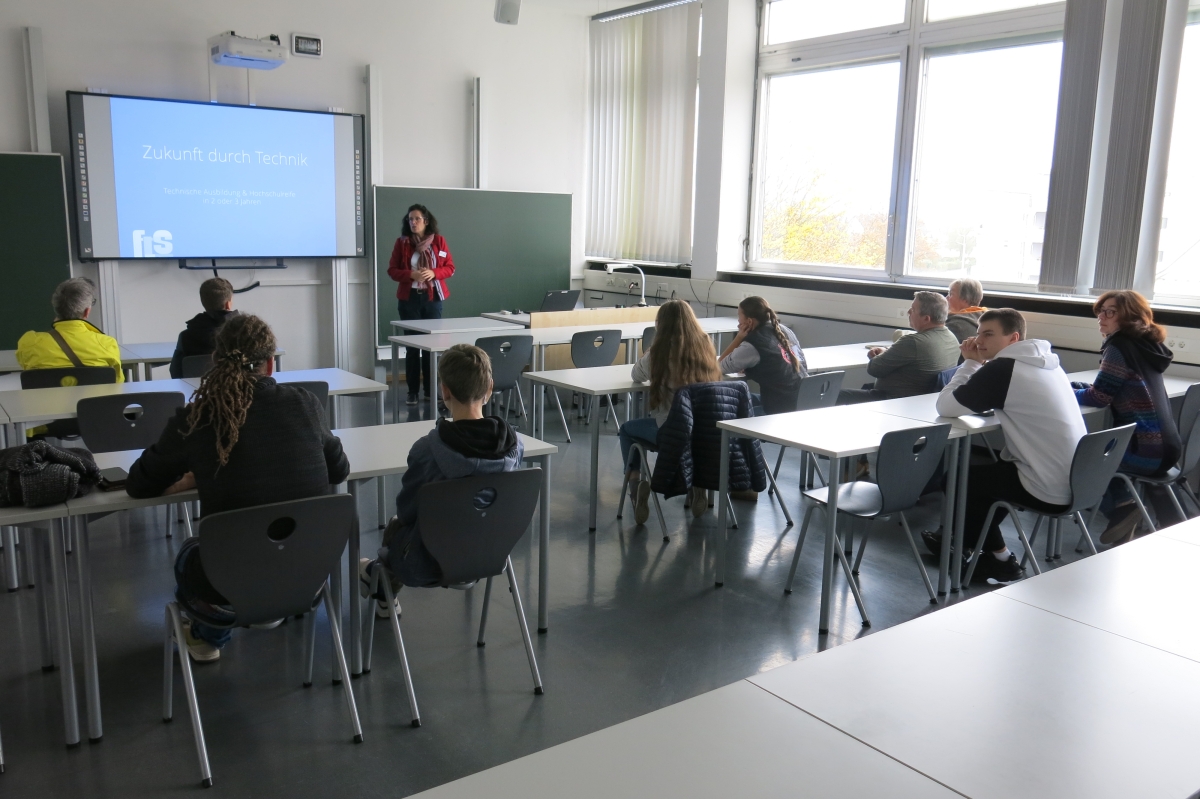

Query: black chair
[[641, 325, 655, 355], [20, 366, 114, 389], [362, 470, 545, 728], [76, 392, 185, 453], [475, 334, 534, 424], [162, 495, 363, 787], [785, 425, 952, 617], [571, 329, 623, 426], [286, 381, 330, 410], [180, 354, 213, 379], [962, 424, 1137, 587], [770, 371, 845, 493]]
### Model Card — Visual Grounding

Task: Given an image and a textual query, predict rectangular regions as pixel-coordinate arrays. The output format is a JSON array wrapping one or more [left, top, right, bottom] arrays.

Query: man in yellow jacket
[[17, 277, 124, 383]]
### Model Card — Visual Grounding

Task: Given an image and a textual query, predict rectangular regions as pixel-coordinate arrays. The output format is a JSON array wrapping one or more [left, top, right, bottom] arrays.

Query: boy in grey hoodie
[[361, 344, 523, 613], [930, 308, 1086, 584]]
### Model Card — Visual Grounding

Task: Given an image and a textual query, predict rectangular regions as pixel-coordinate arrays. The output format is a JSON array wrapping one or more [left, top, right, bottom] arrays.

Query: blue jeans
[[173, 538, 233, 649], [619, 417, 659, 473]]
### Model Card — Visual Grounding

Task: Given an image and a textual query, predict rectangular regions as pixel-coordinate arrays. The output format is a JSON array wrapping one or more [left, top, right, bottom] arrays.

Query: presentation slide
[[67, 92, 364, 260]]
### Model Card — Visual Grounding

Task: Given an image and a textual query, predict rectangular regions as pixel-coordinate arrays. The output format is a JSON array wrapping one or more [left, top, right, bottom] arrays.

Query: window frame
[[749, 0, 1067, 291]]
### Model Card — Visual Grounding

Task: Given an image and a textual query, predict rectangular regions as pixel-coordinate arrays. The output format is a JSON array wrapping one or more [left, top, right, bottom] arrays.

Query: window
[[907, 41, 1062, 284], [757, 62, 901, 271], [926, 0, 1060, 23], [766, 0, 906, 45], [1154, 22, 1200, 297]]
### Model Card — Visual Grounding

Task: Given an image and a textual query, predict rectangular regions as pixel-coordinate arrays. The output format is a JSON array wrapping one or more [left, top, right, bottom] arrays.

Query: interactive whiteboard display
[[67, 92, 364, 260]]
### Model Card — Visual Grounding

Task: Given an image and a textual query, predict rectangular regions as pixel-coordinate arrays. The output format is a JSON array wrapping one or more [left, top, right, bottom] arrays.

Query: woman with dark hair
[[1074, 290, 1182, 543], [620, 300, 722, 523], [128, 314, 349, 661], [387, 204, 457, 406], [718, 295, 807, 415]]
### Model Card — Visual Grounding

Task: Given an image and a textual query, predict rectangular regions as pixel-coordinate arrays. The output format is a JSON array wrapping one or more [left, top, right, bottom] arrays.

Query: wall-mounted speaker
[[494, 0, 521, 24]]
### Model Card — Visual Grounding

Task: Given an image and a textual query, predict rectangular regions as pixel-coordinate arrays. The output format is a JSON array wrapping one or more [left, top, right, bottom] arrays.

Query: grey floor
[[0, 392, 1103, 797]]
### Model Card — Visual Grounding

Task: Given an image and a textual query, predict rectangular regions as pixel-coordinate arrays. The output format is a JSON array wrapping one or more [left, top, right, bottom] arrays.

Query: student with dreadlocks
[[718, 295, 807, 416], [128, 314, 349, 662]]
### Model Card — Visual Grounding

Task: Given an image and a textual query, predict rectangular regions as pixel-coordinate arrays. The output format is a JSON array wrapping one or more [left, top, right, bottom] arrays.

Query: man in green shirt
[[838, 291, 961, 403]]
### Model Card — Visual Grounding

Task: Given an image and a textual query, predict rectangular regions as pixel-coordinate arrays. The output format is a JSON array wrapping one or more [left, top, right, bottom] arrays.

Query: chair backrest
[[794, 371, 844, 411], [286, 381, 329, 409], [1067, 423, 1137, 513], [935, 365, 959, 390], [475, 334, 534, 392], [641, 325, 655, 355], [198, 494, 356, 626], [21, 366, 115, 389], [1176, 384, 1200, 471], [181, 354, 214, 379], [875, 424, 951, 514], [418, 469, 542, 586], [76, 391, 186, 453], [570, 330, 622, 369]]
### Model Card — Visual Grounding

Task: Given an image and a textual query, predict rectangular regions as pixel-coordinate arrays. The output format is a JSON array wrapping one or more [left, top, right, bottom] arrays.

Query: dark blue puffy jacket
[[651, 382, 767, 498]]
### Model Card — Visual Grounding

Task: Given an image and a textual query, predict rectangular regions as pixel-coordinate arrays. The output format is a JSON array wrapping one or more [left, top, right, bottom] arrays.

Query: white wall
[[0, 0, 590, 370]]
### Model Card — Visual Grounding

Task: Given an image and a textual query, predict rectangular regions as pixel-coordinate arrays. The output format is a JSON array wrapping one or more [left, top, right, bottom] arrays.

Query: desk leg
[[347, 481, 362, 676], [75, 517, 102, 741], [819, 456, 841, 634], [588, 400, 600, 531], [430, 351, 439, 416], [34, 529, 55, 669], [716, 429, 730, 587], [391, 342, 400, 423], [47, 520, 80, 746], [952, 433, 971, 593], [937, 439, 959, 598], [538, 453, 552, 633], [3, 527, 17, 591]]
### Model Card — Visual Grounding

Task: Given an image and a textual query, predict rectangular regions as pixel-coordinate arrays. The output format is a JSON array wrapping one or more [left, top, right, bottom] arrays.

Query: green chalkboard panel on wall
[[0, 153, 73, 350], [373, 186, 571, 347]]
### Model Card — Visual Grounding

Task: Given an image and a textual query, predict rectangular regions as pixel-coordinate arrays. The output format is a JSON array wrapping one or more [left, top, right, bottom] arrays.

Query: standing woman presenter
[[388, 204, 456, 406]]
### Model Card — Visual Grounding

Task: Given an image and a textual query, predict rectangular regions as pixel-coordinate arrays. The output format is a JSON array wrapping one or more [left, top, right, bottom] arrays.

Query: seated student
[[619, 299, 722, 523], [930, 309, 1086, 584], [945, 278, 987, 343], [18, 277, 124, 438], [838, 291, 959, 404], [127, 314, 349, 662], [718, 295, 807, 416], [1074, 290, 1182, 543], [169, 277, 238, 378], [359, 344, 523, 615]]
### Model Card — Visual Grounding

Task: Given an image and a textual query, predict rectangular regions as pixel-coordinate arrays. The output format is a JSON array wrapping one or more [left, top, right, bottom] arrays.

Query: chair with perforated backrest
[[770, 371, 846, 494], [181, 354, 214, 379], [286, 380, 330, 409], [475, 334, 533, 425], [641, 325, 655, 355], [162, 494, 363, 787], [571, 329, 623, 425], [77, 392, 185, 453], [362, 469, 544, 728], [962, 424, 1136, 588], [785, 424, 951, 618], [20, 366, 115, 389]]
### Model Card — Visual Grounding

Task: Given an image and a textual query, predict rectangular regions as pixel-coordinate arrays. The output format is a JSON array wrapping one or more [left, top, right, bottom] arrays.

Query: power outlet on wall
[[1167, 337, 1195, 352]]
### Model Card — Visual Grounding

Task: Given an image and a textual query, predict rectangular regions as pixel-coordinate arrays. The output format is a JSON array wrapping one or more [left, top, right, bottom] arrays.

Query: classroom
[[1, 0, 1199, 796]]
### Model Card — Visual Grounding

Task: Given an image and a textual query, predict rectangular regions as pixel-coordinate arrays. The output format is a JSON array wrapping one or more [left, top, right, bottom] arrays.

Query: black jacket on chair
[[651, 382, 767, 498]]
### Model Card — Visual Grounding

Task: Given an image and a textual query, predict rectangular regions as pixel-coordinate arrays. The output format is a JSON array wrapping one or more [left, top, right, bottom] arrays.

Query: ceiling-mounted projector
[[208, 31, 288, 69]]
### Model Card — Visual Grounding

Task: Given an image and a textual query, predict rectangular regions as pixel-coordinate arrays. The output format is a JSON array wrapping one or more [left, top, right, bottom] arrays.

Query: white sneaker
[[689, 486, 707, 519], [180, 620, 220, 663], [249, 618, 284, 630], [634, 480, 651, 525], [359, 558, 401, 619]]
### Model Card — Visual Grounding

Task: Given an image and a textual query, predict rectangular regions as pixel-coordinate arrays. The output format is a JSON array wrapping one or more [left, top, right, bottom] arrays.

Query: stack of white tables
[[481, 311, 532, 327]]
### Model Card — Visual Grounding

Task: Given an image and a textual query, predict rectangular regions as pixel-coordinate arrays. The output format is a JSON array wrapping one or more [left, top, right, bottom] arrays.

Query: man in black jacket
[[169, 278, 237, 378]]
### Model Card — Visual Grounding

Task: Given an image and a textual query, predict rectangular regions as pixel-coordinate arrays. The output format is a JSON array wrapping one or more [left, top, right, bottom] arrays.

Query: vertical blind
[[586, 2, 700, 263]]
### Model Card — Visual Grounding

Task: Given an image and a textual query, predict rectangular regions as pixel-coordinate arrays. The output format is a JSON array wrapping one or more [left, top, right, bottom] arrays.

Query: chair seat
[[1133, 466, 1181, 485], [801, 481, 884, 518]]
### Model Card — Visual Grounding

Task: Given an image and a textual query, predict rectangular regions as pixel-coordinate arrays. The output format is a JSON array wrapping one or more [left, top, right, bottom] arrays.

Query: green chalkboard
[[374, 186, 571, 346], [0, 153, 73, 349]]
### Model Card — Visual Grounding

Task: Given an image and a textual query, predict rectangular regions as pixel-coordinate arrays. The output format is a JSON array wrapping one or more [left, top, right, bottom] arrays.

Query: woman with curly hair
[[1074, 290, 1182, 543], [128, 314, 349, 661]]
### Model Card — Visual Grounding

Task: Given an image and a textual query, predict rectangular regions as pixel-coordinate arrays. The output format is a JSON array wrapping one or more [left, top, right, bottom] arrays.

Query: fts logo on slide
[[132, 229, 173, 257]]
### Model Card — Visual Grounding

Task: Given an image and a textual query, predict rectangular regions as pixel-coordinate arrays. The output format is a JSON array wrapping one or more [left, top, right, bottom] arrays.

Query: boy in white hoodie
[[930, 309, 1086, 584]]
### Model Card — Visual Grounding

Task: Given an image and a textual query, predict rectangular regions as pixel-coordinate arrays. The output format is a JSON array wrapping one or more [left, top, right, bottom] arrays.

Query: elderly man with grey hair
[[837, 291, 961, 404], [946, 277, 987, 342], [17, 277, 124, 382]]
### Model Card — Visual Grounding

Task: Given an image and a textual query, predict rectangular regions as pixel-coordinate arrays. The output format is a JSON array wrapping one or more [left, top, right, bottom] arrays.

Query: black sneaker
[[972, 552, 1024, 585], [921, 529, 945, 556], [406, 392, 419, 406], [1100, 503, 1140, 545]]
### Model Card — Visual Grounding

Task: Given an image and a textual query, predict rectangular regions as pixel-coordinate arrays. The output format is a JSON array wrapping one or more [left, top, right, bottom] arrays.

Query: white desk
[[717, 405, 940, 632], [0, 379, 196, 440], [481, 311, 531, 327], [1068, 369, 1195, 399], [525, 365, 647, 530], [120, 342, 285, 381], [0, 349, 20, 373], [411, 680, 960, 799], [64, 422, 556, 747], [391, 316, 523, 335], [185, 367, 389, 429], [804, 340, 891, 373], [749, 590, 1200, 799]]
